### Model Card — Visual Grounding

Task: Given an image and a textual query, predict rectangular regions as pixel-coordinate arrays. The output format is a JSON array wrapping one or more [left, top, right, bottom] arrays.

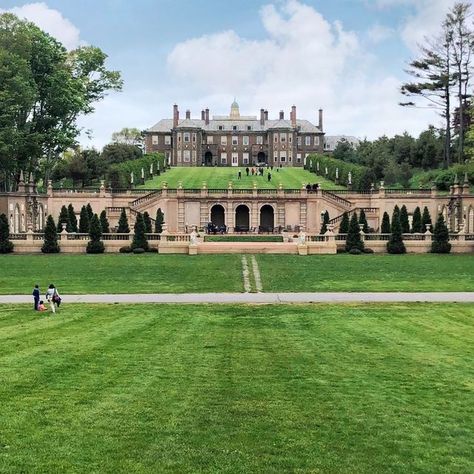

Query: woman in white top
[[45, 284, 60, 313]]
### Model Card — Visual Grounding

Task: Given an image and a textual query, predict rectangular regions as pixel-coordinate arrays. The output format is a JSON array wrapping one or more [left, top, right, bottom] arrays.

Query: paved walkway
[[1, 292, 474, 304]]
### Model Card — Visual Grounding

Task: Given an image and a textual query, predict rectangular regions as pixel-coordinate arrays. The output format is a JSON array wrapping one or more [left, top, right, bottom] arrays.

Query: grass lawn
[[0, 303, 472, 473], [139, 166, 344, 190], [0, 254, 243, 294], [256, 253, 474, 292]]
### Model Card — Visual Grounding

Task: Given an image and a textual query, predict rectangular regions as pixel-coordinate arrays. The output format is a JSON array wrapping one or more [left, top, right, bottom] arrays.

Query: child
[[38, 300, 47, 312]]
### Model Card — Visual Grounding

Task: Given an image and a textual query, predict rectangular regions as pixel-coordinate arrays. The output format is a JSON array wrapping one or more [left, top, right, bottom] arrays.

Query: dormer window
[[233, 125, 238, 131], [247, 125, 251, 131], [218, 125, 224, 131]]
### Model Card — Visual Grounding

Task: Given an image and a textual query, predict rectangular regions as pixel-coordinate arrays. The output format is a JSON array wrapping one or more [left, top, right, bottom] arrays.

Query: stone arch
[[257, 151, 267, 164], [204, 151, 213, 166], [210, 204, 225, 227], [466, 205, 474, 233], [259, 204, 275, 232], [235, 204, 250, 231]]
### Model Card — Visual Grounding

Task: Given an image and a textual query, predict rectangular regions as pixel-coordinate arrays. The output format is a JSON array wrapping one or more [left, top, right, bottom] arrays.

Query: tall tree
[[111, 128, 144, 148], [421, 206, 433, 232], [143, 211, 152, 234], [0, 13, 122, 190], [41, 215, 60, 253], [431, 214, 451, 253], [0, 213, 13, 253], [400, 205, 410, 233], [155, 208, 164, 233], [131, 212, 148, 251], [359, 209, 369, 233], [345, 212, 364, 252], [339, 212, 349, 234], [381, 211, 391, 233], [57, 206, 70, 233], [67, 204, 78, 233], [412, 206, 422, 233], [401, 25, 455, 167], [320, 210, 330, 234], [117, 208, 130, 233], [79, 205, 90, 233], [99, 210, 110, 233], [86, 213, 105, 254], [387, 206, 406, 254], [86, 203, 93, 222], [446, 2, 474, 162]]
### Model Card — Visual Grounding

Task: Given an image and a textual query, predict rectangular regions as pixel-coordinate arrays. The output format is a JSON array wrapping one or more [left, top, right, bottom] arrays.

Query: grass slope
[[257, 254, 474, 292], [139, 166, 343, 190], [0, 254, 243, 294], [0, 303, 473, 473]]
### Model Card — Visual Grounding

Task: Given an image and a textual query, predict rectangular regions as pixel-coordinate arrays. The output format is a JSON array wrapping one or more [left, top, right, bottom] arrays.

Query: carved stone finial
[[19, 170, 24, 183]]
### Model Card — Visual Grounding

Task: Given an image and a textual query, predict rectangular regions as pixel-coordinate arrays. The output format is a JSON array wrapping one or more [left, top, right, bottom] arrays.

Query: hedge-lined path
[[1, 292, 474, 304]]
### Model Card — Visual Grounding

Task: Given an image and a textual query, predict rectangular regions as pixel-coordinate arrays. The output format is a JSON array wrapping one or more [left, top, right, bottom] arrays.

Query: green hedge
[[204, 235, 283, 242], [107, 153, 166, 188], [410, 162, 474, 191], [305, 154, 370, 190]]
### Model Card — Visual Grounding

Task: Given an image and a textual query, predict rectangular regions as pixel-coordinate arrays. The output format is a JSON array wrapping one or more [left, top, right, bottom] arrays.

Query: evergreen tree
[[79, 205, 90, 233], [67, 204, 78, 232], [131, 212, 149, 251], [359, 208, 369, 233], [345, 212, 364, 252], [155, 208, 164, 233], [387, 206, 406, 254], [117, 208, 130, 233], [41, 215, 60, 253], [143, 211, 152, 233], [86, 213, 105, 253], [86, 203, 93, 221], [99, 210, 110, 233], [400, 205, 410, 233], [320, 210, 330, 234], [421, 206, 432, 232], [431, 214, 451, 253], [412, 206, 422, 233], [381, 211, 391, 233], [0, 213, 13, 253], [57, 205, 70, 233], [339, 212, 349, 234]]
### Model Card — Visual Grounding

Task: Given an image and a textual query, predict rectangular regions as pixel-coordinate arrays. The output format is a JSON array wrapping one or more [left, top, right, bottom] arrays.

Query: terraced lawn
[[139, 166, 343, 190], [0, 303, 472, 473]]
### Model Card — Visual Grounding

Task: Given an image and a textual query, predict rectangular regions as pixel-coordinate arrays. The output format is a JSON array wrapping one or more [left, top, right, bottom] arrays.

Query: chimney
[[279, 110, 284, 120], [260, 108, 265, 126], [291, 105, 296, 127], [173, 104, 179, 128], [318, 108, 323, 131], [205, 108, 209, 125], [264, 110, 268, 121], [201, 110, 205, 120], [186, 109, 191, 120]]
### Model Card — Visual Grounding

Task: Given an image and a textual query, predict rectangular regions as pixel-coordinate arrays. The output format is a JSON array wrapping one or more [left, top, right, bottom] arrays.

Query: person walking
[[238, 170, 242, 180], [246, 167, 249, 176], [46, 284, 61, 313], [268, 172, 272, 182], [32, 284, 40, 311]]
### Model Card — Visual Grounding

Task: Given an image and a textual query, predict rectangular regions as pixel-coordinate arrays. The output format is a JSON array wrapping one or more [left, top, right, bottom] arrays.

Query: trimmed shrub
[[86, 203, 93, 221], [57, 205, 70, 232], [119, 246, 132, 253], [99, 210, 110, 233], [421, 206, 432, 233], [431, 214, 451, 253], [117, 208, 130, 233], [387, 206, 406, 254], [133, 247, 145, 254], [320, 210, 329, 234], [363, 248, 374, 254], [339, 212, 349, 234], [412, 206, 422, 233], [0, 213, 14, 253], [131, 212, 149, 251], [86, 214, 105, 254], [42, 215, 60, 253], [345, 212, 364, 252], [400, 205, 410, 233], [155, 208, 164, 233], [349, 248, 362, 255], [381, 211, 391, 233], [67, 204, 78, 232], [359, 209, 369, 233], [143, 211, 152, 233], [79, 205, 90, 233]]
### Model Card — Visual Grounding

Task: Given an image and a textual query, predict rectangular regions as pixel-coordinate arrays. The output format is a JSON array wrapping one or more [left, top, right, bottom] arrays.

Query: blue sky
[[0, 0, 462, 147]]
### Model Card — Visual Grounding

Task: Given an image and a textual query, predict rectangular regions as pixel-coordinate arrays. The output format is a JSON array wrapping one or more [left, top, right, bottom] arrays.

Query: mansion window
[[243, 136, 249, 146], [221, 136, 227, 145], [184, 132, 190, 143], [233, 125, 238, 131], [289, 135, 292, 144], [256, 135, 263, 145], [274, 135, 278, 143], [218, 125, 224, 130], [152, 135, 158, 145], [232, 136, 238, 145], [305, 136, 311, 146], [280, 152, 286, 162], [297, 136, 302, 146], [183, 150, 191, 162], [177, 150, 182, 162], [164, 135, 171, 145], [207, 135, 214, 144], [178, 133, 182, 143], [314, 136, 320, 146], [247, 125, 252, 131], [192, 150, 196, 162], [280, 133, 286, 143], [296, 153, 302, 163], [221, 152, 227, 164], [243, 152, 249, 164], [192, 133, 196, 143], [274, 153, 278, 162]]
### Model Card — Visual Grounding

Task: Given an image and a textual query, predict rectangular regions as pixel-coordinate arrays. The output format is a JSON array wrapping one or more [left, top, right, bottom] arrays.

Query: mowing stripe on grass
[[251, 255, 263, 292], [241, 256, 252, 293]]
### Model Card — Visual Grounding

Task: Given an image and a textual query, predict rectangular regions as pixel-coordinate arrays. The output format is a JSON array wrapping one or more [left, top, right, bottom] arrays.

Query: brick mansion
[[145, 101, 324, 167]]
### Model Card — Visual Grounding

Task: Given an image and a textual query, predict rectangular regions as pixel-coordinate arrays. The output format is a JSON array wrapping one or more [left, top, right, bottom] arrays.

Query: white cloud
[[165, 0, 435, 140], [367, 23, 394, 43], [0, 2, 83, 49]]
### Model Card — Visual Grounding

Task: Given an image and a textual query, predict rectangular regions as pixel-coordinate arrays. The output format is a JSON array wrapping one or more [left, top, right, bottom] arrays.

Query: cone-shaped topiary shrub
[[0, 213, 14, 253], [99, 210, 110, 233], [86, 203, 93, 221], [117, 208, 130, 233], [400, 205, 410, 234], [339, 212, 349, 234], [387, 206, 406, 254], [57, 205, 70, 232], [421, 206, 432, 233], [67, 204, 78, 232], [431, 214, 451, 253], [86, 213, 105, 254], [42, 215, 60, 253], [79, 205, 90, 233], [131, 212, 149, 251], [345, 212, 364, 252], [359, 208, 369, 233], [381, 211, 390, 233], [320, 210, 330, 234], [143, 211, 152, 233], [411, 206, 422, 233], [155, 208, 164, 233]]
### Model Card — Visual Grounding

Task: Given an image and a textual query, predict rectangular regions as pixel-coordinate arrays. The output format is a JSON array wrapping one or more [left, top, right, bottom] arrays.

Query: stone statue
[[190, 230, 198, 245], [298, 230, 306, 245], [348, 171, 352, 185]]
